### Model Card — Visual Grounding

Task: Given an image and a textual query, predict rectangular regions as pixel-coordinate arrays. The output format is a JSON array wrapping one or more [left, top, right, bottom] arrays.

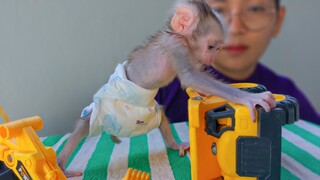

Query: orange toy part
[[122, 168, 151, 180], [0, 106, 66, 180], [187, 88, 224, 180]]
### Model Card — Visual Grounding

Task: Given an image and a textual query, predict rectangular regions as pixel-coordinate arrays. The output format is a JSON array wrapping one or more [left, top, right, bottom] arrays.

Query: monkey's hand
[[158, 111, 190, 156], [178, 142, 190, 156], [166, 141, 190, 156], [239, 91, 276, 121]]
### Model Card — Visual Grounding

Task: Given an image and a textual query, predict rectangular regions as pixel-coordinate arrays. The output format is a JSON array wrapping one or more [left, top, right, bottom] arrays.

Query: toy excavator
[[187, 83, 299, 180], [0, 106, 151, 180], [0, 106, 66, 180]]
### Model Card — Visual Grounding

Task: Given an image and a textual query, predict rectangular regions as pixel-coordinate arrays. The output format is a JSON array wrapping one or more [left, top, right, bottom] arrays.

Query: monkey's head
[[170, 1, 225, 66]]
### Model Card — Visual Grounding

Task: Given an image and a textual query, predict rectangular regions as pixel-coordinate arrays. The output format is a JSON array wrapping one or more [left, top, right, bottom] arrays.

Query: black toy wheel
[[276, 95, 299, 125]]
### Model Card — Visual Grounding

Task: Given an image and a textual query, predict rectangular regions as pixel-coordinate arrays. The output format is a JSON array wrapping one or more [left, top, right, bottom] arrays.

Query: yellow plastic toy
[[122, 168, 151, 180], [0, 106, 66, 180], [187, 83, 299, 180]]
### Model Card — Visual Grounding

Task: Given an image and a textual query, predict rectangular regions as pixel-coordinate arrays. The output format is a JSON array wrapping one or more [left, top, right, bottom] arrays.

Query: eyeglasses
[[212, 4, 276, 31]]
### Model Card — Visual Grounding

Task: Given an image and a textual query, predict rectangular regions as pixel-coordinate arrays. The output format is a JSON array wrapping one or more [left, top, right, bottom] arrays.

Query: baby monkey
[[57, 0, 276, 177]]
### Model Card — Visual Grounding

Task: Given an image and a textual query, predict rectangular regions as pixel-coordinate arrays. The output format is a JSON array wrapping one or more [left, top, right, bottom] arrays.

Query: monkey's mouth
[[199, 58, 214, 66]]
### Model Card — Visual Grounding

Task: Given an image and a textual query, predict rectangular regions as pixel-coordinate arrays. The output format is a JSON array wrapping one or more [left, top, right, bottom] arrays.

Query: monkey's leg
[[158, 110, 189, 156]]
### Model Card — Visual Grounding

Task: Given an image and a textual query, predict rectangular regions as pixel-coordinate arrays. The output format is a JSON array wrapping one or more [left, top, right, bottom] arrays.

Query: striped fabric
[[42, 120, 320, 180]]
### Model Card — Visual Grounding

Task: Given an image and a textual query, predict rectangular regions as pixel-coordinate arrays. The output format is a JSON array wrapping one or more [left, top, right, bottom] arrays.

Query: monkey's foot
[[63, 170, 83, 178]]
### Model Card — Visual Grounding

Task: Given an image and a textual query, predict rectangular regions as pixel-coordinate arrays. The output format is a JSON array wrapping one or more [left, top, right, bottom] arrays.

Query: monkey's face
[[189, 18, 224, 66]]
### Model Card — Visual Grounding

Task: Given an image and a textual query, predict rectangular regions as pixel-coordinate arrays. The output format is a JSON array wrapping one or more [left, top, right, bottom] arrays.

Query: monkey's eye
[[208, 45, 215, 50]]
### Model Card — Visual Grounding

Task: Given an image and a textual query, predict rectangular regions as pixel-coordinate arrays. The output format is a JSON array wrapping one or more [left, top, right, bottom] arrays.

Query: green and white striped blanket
[[42, 120, 320, 180]]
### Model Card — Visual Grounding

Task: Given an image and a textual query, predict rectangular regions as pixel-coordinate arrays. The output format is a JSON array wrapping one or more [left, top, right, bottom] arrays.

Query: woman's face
[[206, 0, 285, 78]]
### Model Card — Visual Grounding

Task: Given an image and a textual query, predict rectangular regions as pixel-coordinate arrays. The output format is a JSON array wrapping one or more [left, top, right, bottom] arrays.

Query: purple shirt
[[155, 63, 320, 124]]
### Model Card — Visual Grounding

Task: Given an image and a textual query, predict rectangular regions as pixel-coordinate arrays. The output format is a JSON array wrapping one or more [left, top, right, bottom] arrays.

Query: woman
[[156, 0, 320, 124]]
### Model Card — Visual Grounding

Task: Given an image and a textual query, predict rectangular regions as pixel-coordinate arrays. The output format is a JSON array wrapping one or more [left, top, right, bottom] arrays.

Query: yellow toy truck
[[0, 106, 66, 180], [187, 83, 299, 180]]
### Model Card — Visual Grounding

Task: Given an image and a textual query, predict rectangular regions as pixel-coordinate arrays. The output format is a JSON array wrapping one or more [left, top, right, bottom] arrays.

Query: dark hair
[[194, 0, 280, 11], [195, 0, 281, 10], [275, 0, 280, 10]]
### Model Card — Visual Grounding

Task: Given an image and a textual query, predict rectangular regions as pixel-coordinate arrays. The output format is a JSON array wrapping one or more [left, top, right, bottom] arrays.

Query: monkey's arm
[[168, 41, 275, 120], [57, 119, 89, 177], [159, 109, 189, 156]]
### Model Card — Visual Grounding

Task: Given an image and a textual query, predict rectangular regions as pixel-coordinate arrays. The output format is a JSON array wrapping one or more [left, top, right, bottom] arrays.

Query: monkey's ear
[[171, 4, 196, 35]]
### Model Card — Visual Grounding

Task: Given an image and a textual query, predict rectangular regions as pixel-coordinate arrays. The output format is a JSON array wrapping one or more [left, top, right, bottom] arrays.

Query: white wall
[[0, 0, 173, 136], [0, 0, 319, 136]]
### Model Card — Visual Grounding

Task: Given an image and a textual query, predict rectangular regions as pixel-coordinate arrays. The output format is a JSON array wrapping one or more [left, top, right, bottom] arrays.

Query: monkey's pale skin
[[57, 1, 276, 177]]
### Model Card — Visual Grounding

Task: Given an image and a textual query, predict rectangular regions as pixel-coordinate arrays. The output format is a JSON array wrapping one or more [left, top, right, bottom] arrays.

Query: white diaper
[[81, 61, 162, 137]]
